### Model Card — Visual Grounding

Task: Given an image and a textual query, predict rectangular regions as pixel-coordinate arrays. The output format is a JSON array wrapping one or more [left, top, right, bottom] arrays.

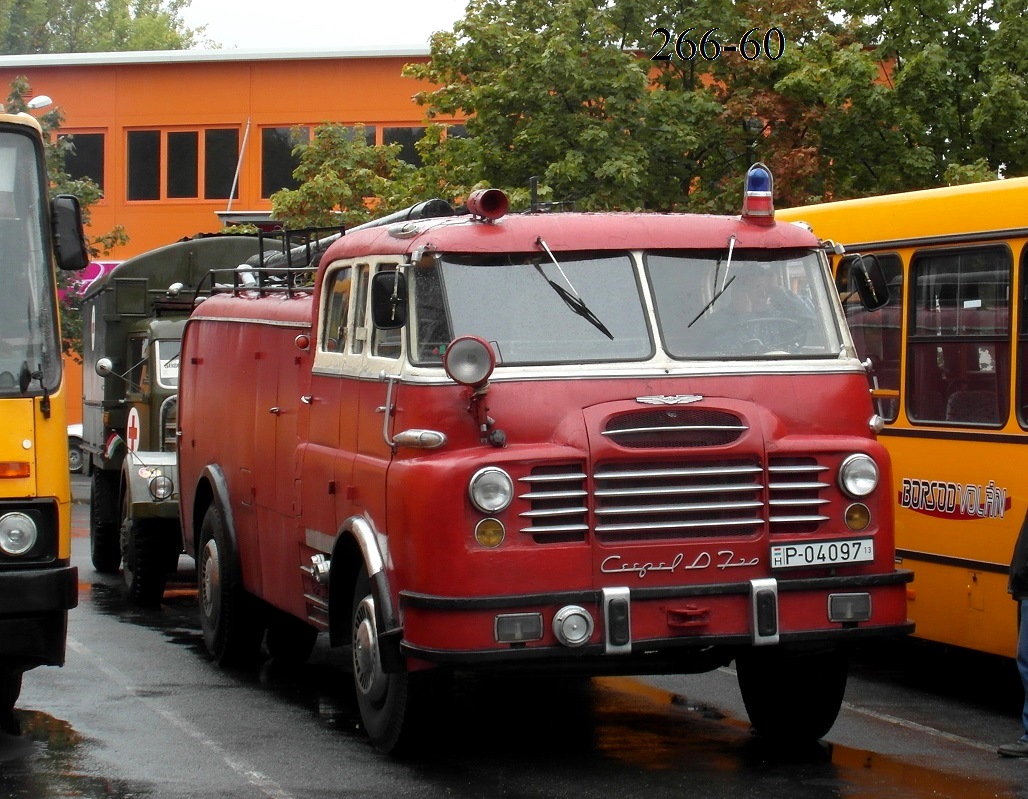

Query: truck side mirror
[[51, 194, 90, 272], [370, 270, 407, 329], [95, 357, 115, 377], [850, 254, 890, 312]]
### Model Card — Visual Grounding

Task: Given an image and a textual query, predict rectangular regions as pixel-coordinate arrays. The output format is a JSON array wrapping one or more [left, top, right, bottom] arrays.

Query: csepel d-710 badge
[[771, 539, 874, 569]]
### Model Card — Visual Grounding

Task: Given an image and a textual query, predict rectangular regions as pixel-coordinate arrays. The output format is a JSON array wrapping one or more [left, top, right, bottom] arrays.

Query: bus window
[[837, 253, 903, 421], [908, 246, 1010, 426]]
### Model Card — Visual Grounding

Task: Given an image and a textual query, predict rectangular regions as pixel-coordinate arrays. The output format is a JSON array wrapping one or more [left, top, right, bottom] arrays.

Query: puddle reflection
[[0, 711, 150, 799]]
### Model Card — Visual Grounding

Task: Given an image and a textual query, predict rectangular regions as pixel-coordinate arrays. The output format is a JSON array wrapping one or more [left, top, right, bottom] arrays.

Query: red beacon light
[[741, 162, 775, 223]]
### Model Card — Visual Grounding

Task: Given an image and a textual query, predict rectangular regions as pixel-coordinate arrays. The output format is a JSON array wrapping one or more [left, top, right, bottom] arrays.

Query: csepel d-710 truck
[[177, 165, 913, 754], [81, 235, 265, 604]]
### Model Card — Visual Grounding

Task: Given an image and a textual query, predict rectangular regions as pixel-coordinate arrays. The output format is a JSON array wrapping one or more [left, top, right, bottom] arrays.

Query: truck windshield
[[647, 249, 844, 359], [412, 253, 653, 365], [155, 340, 181, 389], [0, 130, 60, 395], [409, 248, 844, 366]]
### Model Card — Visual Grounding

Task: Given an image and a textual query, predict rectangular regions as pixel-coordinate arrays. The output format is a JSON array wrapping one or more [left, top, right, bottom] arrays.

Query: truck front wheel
[[197, 505, 264, 668], [90, 470, 121, 574], [736, 647, 849, 742], [351, 567, 446, 755], [121, 494, 169, 607]]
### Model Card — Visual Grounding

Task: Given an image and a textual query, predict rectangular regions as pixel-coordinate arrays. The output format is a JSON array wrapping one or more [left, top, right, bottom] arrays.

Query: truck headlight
[[0, 512, 38, 556], [149, 475, 175, 501], [469, 467, 513, 513], [839, 454, 878, 498]]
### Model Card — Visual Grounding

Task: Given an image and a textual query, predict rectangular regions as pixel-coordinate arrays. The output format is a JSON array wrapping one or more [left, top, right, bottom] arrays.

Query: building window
[[61, 132, 105, 193], [261, 126, 309, 198], [383, 127, 425, 166], [127, 130, 161, 201], [167, 131, 199, 198], [205, 129, 239, 200]]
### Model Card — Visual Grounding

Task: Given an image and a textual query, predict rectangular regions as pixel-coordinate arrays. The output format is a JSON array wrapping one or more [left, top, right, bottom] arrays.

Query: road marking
[[68, 638, 296, 799]]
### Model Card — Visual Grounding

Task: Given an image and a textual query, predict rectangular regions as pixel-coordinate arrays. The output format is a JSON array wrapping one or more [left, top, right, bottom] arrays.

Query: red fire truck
[[177, 165, 912, 754]]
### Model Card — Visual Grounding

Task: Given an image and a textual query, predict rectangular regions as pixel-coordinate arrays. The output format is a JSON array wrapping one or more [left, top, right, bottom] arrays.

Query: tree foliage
[[0, 0, 206, 54]]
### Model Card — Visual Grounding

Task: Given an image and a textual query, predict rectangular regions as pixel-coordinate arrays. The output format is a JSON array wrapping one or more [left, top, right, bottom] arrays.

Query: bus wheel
[[197, 505, 264, 668], [736, 647, 848, 742], [352, 566, 436, 755], [90, 470, 121, 573], [265, 609, 319, 665], [121, 496, 168, 607], [0, 669, 22, 735]]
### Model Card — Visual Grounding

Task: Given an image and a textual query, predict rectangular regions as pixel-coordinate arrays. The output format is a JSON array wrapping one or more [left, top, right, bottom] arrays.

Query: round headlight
[[149, 474, 175, 501], [839, 454, 879, 498], [0, 512, 38, 556], [469, 467, 513, 513], [443, 336, 495, 387]]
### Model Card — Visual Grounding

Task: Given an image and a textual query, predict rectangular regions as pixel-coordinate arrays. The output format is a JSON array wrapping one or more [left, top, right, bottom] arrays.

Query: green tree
[[1, 0, 207, 54], [270, 124, 416, 229]]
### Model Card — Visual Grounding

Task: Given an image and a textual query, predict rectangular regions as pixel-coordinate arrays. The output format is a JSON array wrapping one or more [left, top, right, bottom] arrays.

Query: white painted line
[[68, 638, 296, 799]]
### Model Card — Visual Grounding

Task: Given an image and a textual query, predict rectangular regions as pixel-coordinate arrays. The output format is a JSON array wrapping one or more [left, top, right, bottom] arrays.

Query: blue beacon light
[[742, 162, 774, 222]]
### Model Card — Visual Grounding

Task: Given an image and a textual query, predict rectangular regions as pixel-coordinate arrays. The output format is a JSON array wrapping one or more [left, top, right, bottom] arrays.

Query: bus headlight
[[0, 512, 38, 556], [839, 454, 879, 498], [469, 467, 513, 513]]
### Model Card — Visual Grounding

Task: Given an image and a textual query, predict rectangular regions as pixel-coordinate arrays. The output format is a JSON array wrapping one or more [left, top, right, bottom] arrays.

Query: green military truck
[[82, 235, 264, 605]]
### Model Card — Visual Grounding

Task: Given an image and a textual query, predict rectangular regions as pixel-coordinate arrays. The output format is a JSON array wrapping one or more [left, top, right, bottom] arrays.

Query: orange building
[[0, 48, 462, 260]]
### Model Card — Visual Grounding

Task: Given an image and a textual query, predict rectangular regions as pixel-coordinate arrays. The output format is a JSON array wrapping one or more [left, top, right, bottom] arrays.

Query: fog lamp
[[845, 503, 871, 531], [495, 613, 543, 643], [553, 605, 594, 647], [0, 512, 38, 556], [149, 474, 175, 501], [828, 592, 872, 623], [475, 518, 505, 548]]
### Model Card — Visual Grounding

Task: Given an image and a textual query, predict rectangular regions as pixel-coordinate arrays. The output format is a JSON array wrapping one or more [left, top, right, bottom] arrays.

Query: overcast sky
[[179, 0, 469, 51]]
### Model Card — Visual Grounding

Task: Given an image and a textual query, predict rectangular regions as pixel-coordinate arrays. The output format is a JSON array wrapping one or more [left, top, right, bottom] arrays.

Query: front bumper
[[0, 564, 78, 668]]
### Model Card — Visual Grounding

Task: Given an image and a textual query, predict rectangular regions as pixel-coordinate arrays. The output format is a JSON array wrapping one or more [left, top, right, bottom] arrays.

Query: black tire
[[197, 504, 265, 668], [0, 669, 22, 735], [736, 647, 849, 742], [265, 609, 319, 665], [352, 567, 418, 754], [90, 469, 121, 574], [121, 494, 169, 607]]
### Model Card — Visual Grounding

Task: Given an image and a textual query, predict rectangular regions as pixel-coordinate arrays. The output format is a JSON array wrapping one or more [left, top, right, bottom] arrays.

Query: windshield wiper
[[534, 237, 614, 340], [688, 234, 737, 328]]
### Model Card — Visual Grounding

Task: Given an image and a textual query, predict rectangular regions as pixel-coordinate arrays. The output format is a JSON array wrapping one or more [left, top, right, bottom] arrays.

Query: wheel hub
[[201, 539, 220, 619], [352, 596, 386, 702]]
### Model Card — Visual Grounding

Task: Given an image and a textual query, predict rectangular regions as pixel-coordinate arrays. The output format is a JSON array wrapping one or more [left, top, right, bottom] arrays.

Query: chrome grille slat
[[597, 500, 764, 516], [597, 518, 763, 533], [596, 481, 760, 498]]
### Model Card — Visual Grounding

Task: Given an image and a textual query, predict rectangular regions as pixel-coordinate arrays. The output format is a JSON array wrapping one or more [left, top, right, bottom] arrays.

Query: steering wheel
[[735, 316, 807, 351]]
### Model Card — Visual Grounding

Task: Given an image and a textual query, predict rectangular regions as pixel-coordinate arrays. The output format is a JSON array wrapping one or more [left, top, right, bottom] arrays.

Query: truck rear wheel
[[121, 494, 169, 607], [736, 647, 848, 742], [197, 505, 265, 668], [90, 470, 121, 574]]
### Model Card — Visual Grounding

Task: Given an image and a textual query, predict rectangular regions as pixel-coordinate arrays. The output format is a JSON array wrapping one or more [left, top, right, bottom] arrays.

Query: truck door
[[352, 263, 403, 534]]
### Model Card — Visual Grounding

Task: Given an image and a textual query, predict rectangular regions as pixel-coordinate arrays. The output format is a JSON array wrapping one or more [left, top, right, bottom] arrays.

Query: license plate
[[771, 539, 874, 569]]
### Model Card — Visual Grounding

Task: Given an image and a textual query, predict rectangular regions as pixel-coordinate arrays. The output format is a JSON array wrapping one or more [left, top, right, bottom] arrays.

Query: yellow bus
[[778, 177, 1028, 658], [0, 109, 88, 734]]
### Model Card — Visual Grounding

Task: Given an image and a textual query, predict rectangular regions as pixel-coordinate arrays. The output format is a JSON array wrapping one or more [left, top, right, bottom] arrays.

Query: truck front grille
[[518, 457, 831, 544]]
